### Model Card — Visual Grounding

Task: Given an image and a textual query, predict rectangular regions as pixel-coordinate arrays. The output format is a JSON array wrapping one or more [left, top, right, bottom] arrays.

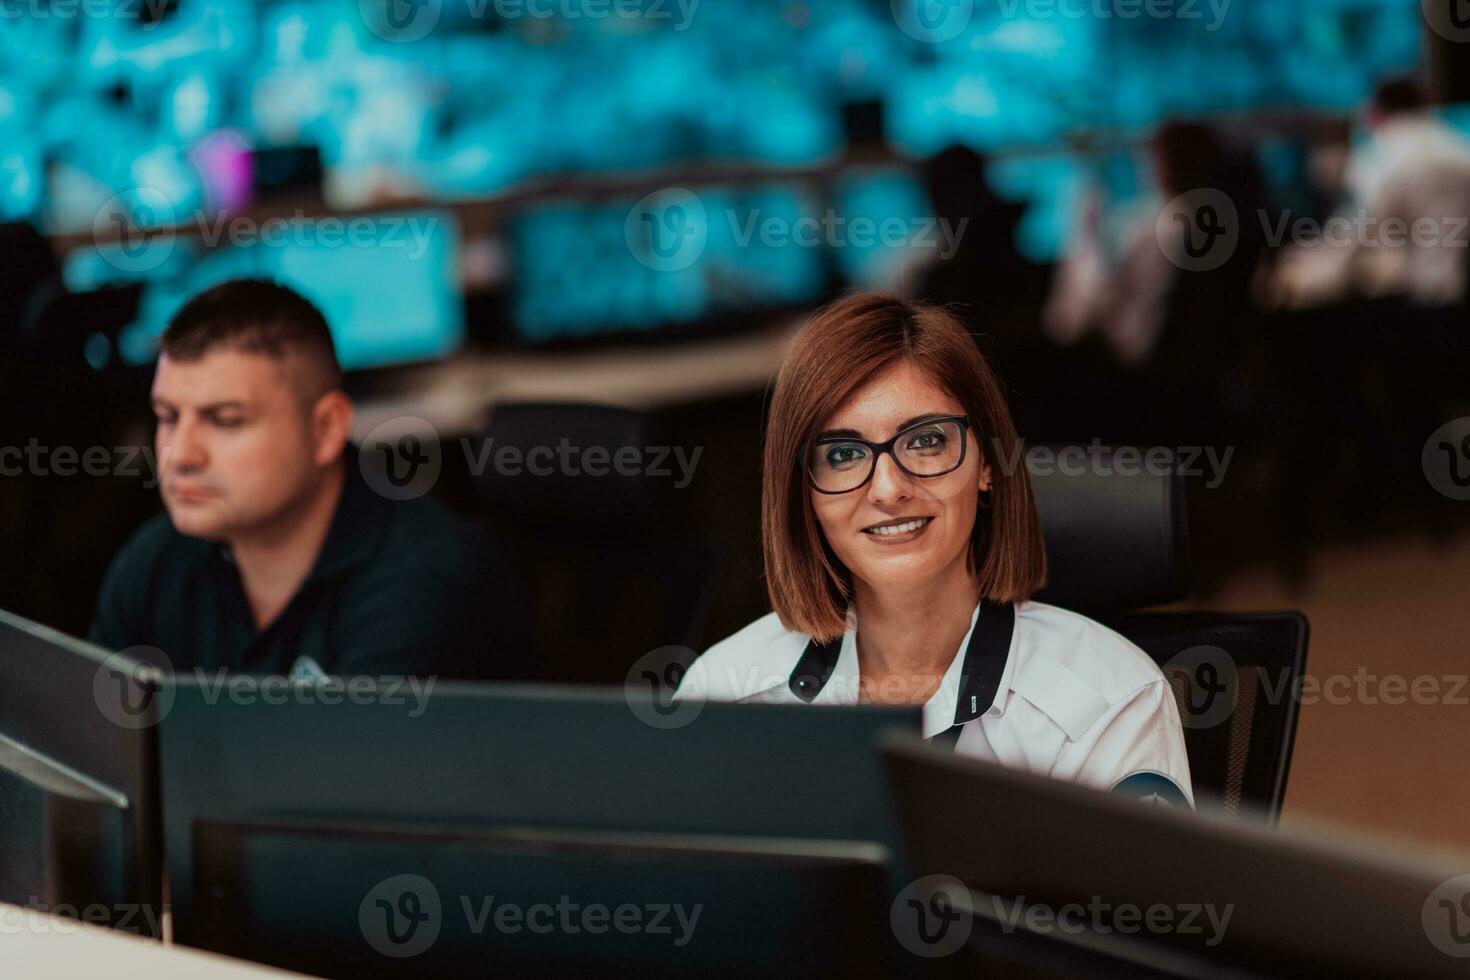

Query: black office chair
[[1030, 446, 1308, 825], [471, 403, 721, 684]]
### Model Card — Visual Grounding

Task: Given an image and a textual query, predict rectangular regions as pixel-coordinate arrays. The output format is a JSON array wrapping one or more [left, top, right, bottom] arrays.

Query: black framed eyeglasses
[[804, 415, 974, 495]]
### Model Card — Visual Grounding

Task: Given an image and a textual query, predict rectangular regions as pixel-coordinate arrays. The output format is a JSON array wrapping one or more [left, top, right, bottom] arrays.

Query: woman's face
[[808, 360, 992, 596]]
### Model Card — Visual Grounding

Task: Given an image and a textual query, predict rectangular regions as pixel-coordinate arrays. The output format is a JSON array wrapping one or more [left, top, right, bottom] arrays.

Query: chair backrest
[[472, 403, 720, 682], [1100, 611, 1308, 824], [1028, 446, 1308, 823], [1030, 444, 1192, 612]]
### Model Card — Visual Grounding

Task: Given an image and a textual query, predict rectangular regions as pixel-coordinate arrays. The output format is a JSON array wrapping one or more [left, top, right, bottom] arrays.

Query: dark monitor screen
[[882, 733, 1463, 978], [158, 678, 921, 949], [189, 819, 891, 979], [0, 611, 163, 936]]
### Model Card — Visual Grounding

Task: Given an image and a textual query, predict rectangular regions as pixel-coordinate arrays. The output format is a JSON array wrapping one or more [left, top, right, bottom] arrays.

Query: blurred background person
[[1041, 120, 1271, 444]]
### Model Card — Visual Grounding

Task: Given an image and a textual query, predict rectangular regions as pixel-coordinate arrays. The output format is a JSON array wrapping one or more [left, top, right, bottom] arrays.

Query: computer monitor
[[159, 679, 921, 966], [0, 610, 164, 936], [187, 820, 890, 979], [881, 733, 1465, 978]]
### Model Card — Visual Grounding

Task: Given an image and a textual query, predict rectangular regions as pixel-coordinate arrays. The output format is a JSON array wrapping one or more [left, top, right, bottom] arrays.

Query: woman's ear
[[979, 459, 994, 493]]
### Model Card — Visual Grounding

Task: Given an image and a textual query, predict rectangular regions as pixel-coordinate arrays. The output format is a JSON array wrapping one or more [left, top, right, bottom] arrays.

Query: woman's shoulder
[[1013, 600, 1169, 705], [674, 613, 810, 702]]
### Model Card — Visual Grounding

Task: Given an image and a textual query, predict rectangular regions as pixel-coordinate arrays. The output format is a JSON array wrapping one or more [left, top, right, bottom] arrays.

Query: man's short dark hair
[[161, 278, 343, 393], [1372, 77, 1429, 119]]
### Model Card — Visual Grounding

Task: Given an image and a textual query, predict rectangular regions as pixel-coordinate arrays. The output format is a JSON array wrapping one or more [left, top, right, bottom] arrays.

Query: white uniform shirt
[[1344, 116, 1470, 305], [674, 599, 1194, 806]]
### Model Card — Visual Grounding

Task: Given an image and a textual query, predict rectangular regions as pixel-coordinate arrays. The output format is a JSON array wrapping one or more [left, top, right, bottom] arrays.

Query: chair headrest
[[1029, 444, 1193, 612], [472, 402, 670, 529]]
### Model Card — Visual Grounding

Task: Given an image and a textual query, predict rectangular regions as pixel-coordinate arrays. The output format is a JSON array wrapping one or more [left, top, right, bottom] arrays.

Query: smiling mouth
[[862, 516, 933, 538]]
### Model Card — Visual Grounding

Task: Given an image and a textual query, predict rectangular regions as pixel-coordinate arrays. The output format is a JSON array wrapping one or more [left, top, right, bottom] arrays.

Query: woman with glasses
[[675, 292, 1192, 806]]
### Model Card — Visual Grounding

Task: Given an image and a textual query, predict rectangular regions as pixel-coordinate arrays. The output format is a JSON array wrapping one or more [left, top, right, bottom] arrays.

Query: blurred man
[[90, 279, 535, 680], [1341, 77, 1470, 305]]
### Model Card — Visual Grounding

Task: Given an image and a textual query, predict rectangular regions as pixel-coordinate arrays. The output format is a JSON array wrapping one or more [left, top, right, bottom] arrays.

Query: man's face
[[151, 349, 325, 541]]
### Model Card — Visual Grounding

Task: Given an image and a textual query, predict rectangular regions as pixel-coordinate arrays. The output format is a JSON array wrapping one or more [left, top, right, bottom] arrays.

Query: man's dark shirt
[[89, 447, 537, 680]]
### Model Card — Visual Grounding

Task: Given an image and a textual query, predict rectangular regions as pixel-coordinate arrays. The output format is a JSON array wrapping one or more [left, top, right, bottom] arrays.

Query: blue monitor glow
[[6, 0, 1427, 239], [830, 167, 935, 288], [112, 210, 463, 371], [512, 184, 827, 341]]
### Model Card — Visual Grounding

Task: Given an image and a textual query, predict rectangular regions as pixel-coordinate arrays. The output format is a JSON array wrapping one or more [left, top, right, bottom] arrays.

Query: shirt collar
[[787, 600, 1017, 736]]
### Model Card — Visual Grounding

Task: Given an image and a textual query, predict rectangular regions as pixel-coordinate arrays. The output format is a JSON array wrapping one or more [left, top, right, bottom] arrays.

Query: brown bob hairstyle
[[762, 292, 1047, 642]]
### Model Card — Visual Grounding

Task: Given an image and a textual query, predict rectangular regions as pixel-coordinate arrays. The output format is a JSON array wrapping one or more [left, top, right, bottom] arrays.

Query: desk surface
[[1, 904, 310, 979]]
